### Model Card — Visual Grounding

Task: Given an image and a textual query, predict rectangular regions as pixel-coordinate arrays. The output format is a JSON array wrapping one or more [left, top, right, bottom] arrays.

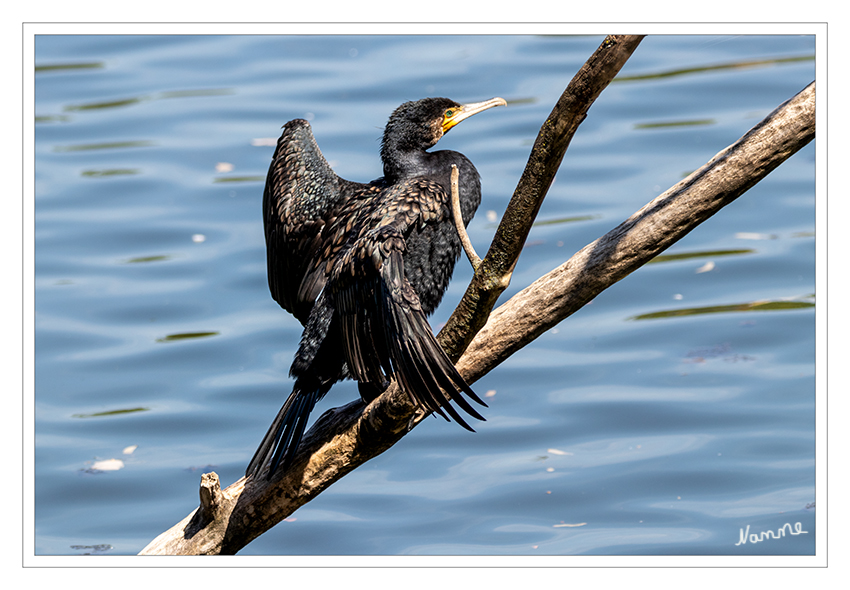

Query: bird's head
[[382, 96, 507, 154]]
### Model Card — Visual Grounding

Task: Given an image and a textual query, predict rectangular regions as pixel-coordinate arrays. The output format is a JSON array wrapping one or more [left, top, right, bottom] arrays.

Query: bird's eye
[[444, 109, 454, 117]]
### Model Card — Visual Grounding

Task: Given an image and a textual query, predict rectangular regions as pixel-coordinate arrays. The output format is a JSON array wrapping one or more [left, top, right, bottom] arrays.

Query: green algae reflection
[[82, 168, 141, 178], [647, 248, 755, 264], [531, 214, 599, 227], [156, 331, 219, 343], [73, 407, 150, 419], [614, 55, 814, 82], [35, 61, 104, 73], [630, 296, 815, 321], [634, 119, 715, 130], [123, 254, 172, 264], [63, 88, 233, 112], [212, 175, 266, 184]]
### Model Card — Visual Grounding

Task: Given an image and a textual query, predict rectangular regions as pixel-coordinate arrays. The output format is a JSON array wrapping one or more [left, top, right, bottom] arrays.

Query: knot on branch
[[198, 471, 224, 522]]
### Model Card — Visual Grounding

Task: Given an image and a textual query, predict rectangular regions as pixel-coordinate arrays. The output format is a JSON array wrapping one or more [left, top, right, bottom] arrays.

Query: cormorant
[[247, 96, 507, 479]]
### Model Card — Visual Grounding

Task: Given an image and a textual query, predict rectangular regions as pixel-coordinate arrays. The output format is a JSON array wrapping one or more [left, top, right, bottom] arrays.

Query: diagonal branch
[[457, 81, 815, 380], [139, 67, 814, 557], [438, 34, 645, 362]]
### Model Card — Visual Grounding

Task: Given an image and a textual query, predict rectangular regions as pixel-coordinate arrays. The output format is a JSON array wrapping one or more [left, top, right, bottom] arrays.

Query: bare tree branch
[[450, 164, 482, 270], [438, 34, 645, 362], [458, 81, 815, 381], [139, 59, 814, 556]]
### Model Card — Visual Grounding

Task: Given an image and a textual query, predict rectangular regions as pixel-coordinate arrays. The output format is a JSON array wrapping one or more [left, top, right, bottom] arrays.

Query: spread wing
[[326, 180, 487, 429], [263, 119, 379, 324]]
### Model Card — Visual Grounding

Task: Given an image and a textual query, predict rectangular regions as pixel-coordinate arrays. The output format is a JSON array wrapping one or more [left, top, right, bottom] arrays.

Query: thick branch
[[140, 81, 814, 556], [438, 34, 645, 362], [458, 81, 815, 380]]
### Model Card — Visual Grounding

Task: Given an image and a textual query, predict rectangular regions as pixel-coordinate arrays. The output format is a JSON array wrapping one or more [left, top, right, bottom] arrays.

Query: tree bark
[[459, 80, 815, 380], [139, 56, 814, 556], [438, 34, 645, 362]]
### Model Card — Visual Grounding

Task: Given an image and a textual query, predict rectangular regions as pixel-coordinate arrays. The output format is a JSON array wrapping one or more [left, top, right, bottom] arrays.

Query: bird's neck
[[380, 145, 432, 182]]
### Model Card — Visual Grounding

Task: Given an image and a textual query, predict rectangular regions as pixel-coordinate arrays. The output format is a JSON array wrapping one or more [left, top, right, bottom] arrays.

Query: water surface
[[33, 33, 816, 557]]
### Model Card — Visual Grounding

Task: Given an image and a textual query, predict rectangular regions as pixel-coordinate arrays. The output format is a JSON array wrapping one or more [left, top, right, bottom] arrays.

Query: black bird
[[247, 96, 507, 479]]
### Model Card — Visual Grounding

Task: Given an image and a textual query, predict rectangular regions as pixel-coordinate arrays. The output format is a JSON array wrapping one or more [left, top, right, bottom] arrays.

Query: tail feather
[[245, 384, 325, 479]]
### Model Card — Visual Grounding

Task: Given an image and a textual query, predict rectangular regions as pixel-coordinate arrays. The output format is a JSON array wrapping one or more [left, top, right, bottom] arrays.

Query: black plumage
[[247, 96, 506, 479]]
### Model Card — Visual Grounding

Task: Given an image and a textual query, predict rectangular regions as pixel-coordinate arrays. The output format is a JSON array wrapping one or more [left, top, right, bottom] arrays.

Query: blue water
[[32, 34, 816, 556]]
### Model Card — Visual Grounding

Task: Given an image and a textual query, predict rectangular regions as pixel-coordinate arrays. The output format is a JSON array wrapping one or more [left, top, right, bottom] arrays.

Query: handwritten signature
[[736, 522, 808, 546]]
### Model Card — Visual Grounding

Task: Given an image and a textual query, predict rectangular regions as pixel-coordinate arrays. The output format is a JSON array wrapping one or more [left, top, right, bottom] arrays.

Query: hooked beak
[[442, 97, 507, 133]]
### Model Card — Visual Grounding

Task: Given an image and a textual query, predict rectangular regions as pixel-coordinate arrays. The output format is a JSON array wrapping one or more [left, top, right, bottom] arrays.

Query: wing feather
[[263, 119, 350, 324], [328, 217, 486, 430]]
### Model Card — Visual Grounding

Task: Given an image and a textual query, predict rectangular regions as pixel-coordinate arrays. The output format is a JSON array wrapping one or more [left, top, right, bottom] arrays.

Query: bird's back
[[264, 119, 480, 322]]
